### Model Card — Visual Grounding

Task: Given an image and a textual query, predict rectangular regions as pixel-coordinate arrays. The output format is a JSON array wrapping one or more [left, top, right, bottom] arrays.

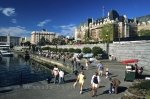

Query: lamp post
[[106, 34, 109, 55]]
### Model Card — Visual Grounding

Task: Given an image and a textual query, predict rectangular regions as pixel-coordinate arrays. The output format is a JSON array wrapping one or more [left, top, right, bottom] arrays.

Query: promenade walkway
[[0, 58, 133, 99]]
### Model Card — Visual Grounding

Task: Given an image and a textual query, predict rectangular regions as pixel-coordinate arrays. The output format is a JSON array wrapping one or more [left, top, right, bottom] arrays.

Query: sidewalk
[[0, 59, 135, 99]]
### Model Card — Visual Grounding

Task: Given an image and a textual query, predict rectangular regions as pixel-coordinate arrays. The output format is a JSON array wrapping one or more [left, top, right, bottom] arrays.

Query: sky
[[0, 0, 150, 37]]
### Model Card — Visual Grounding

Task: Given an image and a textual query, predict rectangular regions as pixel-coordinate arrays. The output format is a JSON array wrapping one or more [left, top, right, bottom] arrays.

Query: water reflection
[[0, 54, 52, 87]]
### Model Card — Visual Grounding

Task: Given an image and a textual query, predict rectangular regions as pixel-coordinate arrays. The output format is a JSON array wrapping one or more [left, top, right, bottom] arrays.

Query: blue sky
[[0, 0, 150, 37]]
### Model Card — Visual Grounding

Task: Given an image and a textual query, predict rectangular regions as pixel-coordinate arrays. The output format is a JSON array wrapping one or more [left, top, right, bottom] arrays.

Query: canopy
[[121, 59, 139, 64]]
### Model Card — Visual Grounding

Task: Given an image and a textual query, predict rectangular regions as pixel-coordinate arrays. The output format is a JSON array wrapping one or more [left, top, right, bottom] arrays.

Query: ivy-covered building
[[75, 10, 138, 42]]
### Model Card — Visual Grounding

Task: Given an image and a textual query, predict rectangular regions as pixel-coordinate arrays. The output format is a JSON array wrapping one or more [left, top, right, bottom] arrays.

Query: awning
[[121, 59, 139, 64]]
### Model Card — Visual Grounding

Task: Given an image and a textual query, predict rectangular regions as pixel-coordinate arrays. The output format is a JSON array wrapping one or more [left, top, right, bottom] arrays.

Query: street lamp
[[106, 34, 109, 55]]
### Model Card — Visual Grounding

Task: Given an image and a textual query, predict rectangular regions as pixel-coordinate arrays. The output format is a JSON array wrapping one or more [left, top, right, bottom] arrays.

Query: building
[[31, 30, 56, 44], [0, 34, 23, 46], [75, 10, 138, 42], [137, 21, 150, 31]]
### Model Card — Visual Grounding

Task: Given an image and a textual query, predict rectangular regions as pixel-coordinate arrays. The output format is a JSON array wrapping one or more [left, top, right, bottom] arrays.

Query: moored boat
[[0, 50, 13, 57]]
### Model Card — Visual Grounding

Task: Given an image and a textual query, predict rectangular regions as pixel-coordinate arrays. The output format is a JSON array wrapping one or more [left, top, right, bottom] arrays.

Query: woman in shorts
[[91, 72, 100, 97]]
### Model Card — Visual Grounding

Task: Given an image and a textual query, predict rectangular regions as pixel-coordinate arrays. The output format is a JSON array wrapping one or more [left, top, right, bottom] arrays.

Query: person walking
[[91, 72, 100, 97], [74, 71, 86, 94], [85, 59, 89, 70], [59, 69, 65, 84], [52, 65, 59, 84], [97, 61, 104, 76]]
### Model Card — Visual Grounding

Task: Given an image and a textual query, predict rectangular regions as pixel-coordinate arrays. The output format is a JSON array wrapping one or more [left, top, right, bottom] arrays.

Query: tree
[[138, 29, 150, 36], [62, 48, 68, 52], [82, 47, 91, 53], [92, 46, 103, 56], [101, 24, 114, 43], [74, 48, 81, 53], [84, 29, 90, 43], [58, 48, 63, 53], [68, 48, 75, 53], [38, 36, 46, 46]]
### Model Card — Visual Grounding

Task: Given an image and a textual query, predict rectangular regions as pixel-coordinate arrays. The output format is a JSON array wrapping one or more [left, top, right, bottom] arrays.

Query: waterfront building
[[31, 30, 56, 44], [75, 10, 138, 42], [0, 34, 23, 46], [137, 21, 150, 32]]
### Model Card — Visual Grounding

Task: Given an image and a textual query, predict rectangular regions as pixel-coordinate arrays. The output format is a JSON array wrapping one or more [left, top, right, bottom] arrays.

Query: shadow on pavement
[[118, 86, 127, 94]]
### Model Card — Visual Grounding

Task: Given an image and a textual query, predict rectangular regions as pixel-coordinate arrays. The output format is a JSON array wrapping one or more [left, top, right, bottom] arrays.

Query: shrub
[[74, 48, 81, 53], [132, 81, 150, 90], [62, 48, 68, 52], [82, 47, 91, 54], [58, 48, 63, 53], [42, 47, 50, 50], [92, 46, 103, 56], [68, 48, 75, 53]]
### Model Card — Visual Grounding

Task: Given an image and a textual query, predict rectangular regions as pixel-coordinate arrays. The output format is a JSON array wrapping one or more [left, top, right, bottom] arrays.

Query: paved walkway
[[0, 59, 133, 99]]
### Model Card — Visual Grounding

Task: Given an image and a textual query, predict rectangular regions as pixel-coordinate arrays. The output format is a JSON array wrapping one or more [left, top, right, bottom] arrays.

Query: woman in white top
[[91, 72, 100, 97], [53, 65, 59, 84]]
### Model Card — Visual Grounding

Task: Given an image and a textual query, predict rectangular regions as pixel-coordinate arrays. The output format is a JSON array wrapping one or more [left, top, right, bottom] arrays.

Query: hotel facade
[[74, 10, 146, 42], [31, 31, 56, 44]]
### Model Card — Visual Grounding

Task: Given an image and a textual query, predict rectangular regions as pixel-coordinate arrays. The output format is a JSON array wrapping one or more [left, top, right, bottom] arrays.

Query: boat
[[0, 50, 13, 57], [0, 43, 13, 57]]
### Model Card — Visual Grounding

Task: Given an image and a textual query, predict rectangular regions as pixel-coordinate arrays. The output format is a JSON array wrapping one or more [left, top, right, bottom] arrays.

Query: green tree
[[82, 47, 91, 53], [138, 29, 150, 36], [58, 48, 63, 53], [92, 46, 103, 56], [62, 48, 68, 52], [68, 48, 75, 53], [84, 29, 90, 43], [42, 47, 50, 50], [101, 24, 114, 43], [74, 48, 81, 53], [38, 36, 46, 46]]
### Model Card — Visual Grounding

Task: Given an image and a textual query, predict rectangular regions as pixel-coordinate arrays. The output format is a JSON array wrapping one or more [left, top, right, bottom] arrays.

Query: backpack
[[93, 76, 98, 84]]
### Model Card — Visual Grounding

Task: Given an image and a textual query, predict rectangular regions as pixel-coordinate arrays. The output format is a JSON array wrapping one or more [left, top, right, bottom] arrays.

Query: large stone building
[[31, 30, 56, 44], [137, 21, 150, 31], [75, 10, 138, 42]]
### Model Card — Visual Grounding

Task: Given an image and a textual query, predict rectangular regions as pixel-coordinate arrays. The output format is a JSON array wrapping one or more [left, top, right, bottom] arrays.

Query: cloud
[[0, 26, 30, 37], [0, 7, 16, 16], [37, 19, 51, 27], [59, 24, 76, 36], [11, 19, 17, 24]]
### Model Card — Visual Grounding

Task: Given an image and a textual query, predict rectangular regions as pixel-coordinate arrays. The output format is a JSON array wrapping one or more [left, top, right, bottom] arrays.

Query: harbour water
[[0, 53, 52, 87]]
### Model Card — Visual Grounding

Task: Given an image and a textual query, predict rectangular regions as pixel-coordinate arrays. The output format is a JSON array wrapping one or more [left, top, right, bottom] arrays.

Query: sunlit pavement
[[0, 60, 141, 99]]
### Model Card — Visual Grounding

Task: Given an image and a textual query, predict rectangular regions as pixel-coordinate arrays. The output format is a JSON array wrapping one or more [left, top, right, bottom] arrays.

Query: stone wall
[[14, 41, 150, 71], [55, 41, 150, 71]]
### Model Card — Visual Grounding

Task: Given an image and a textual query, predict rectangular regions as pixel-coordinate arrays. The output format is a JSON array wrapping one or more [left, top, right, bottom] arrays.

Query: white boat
[[0, 50, 13, 57], [0, 43, 13, 57]]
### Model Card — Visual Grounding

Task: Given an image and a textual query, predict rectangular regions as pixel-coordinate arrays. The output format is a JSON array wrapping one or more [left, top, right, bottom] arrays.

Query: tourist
[[74, 71, 86, 94], [97, 61, 104, 76], [52, 65, 59, 84], [59, 69, 65, 84], [91, 72, 100, 97], [105, 67, 109, 78], [85, 59, 89, 70], [109, 78, 121, 94]]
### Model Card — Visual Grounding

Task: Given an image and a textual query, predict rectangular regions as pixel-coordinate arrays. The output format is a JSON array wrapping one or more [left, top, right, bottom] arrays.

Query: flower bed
[[128, 80, 150, 97]]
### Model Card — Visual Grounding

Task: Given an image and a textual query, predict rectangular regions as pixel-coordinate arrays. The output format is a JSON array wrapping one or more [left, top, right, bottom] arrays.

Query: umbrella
[[121, 59, 139, 64]]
